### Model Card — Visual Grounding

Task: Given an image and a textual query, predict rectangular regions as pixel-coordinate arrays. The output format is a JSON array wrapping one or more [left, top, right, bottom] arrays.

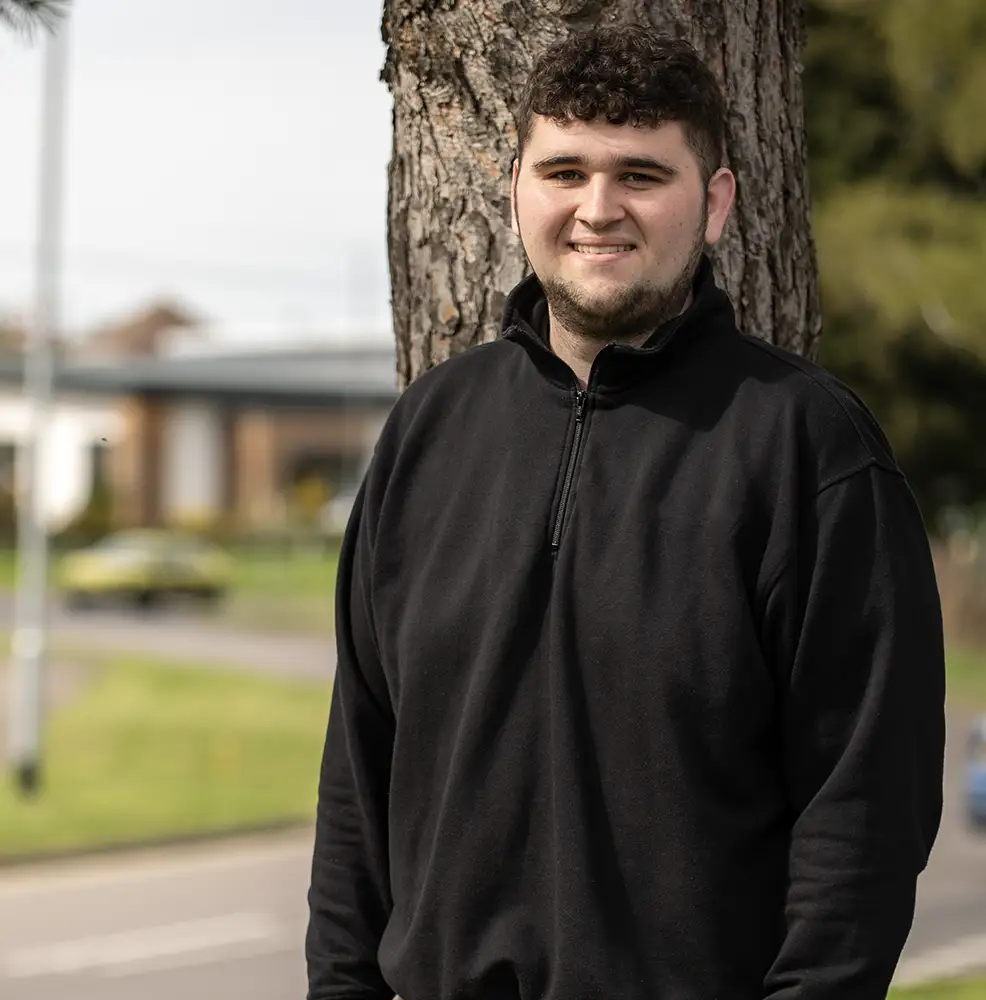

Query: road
[[0, 595, 335, 680], [0, 592, 984, 989], [0, 715, 985, 1000], [0, 829, 314, 1000], [895, 704, 986, 985]]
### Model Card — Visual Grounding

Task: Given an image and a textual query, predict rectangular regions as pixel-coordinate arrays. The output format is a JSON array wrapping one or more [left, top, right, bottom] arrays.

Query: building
[[0, 387, 121, 533], [0, 340, 399, 536]]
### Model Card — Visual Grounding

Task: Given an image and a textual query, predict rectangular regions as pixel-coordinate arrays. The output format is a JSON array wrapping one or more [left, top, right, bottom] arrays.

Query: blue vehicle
[[965, 715, 986, 829]]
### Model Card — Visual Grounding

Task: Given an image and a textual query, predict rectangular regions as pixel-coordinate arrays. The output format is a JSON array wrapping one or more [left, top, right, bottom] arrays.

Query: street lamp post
[[7, 18, 70, 795]]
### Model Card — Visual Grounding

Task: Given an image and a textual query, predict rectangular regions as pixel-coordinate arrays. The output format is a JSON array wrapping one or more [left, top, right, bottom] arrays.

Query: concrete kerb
[[0, 817, 314, 873]]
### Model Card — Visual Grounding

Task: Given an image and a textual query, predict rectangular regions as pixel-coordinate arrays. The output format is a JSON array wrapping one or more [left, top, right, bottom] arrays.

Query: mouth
[[568, 242, 636, 257]]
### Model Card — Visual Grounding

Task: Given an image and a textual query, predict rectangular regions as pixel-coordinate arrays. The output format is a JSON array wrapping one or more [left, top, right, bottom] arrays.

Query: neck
[[547, 289, 695, 390]]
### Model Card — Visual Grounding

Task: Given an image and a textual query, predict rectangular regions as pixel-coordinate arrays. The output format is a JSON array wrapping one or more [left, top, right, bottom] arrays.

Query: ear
[[703, 167, 736, 245], [510, 158, 520, 237]]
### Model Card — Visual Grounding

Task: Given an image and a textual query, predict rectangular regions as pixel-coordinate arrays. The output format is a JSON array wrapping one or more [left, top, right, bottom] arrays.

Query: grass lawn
[[892, 979, 986, 998], [221, 547, 339, 634], [0, 653, 330, 859], [947, 647, 986, 709], [0, 549, 16, 589], [228, 546, 340, 596]]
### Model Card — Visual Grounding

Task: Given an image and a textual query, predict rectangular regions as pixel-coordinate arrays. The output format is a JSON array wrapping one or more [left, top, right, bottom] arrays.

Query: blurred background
[[0, 0, 984, 997]]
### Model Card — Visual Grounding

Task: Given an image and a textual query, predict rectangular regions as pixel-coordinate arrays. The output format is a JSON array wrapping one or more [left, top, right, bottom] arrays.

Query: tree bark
[[382, 0, 820, 389]]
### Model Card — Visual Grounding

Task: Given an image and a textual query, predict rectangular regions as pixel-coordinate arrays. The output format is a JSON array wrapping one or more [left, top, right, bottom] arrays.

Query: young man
[[307, 27, 945, 1000]]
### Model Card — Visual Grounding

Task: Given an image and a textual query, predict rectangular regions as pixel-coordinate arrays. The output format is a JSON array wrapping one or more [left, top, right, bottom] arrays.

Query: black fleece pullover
[[306, 257, 945, 1000]]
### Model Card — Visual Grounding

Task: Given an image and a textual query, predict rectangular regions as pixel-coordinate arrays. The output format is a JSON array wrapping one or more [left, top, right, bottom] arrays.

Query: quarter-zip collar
[[501, 253, 737, 392]]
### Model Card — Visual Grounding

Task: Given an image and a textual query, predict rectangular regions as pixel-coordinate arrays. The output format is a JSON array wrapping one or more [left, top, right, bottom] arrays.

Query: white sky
[[0, 1, 394, 344]]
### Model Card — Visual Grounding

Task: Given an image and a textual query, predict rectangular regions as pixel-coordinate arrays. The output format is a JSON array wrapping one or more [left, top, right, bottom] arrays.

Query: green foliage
[[0, 0, 69, 37], [804, 1, 907, 198], [882, 0, 986, 179], [54, 472, 113, 549], [0, 486, 16, 547], [805, 0, 986, 528], [806, 0, 986, 190], [814, 183, 986, 356]]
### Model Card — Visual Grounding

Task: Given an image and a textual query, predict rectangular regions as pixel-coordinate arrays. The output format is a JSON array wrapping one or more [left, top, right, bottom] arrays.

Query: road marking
[[0, 827, 314, 899], [895, 932, 986, 986], [1, 912, 288, 980]]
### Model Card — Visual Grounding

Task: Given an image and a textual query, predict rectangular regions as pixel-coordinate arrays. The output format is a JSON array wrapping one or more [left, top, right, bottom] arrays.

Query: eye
[[547, 170, 583, 182], [623, 172, 659, 184]]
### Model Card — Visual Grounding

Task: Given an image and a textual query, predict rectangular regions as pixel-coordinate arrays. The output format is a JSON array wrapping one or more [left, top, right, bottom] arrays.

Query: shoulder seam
[[738, 335, 897, 474], [758, 461, 907, 609], [815, 458, 905, 497]]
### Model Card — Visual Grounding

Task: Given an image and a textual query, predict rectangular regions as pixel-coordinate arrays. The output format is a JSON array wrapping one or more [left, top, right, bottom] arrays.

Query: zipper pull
[[575, 390, 587, 423]]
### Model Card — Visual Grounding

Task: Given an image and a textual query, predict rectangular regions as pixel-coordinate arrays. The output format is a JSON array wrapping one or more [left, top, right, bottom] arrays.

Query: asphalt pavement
[[1, 593, 985, 990], [0, 710, 985, 999], [895, 704, 986, 984], [0, 595, 335, 680], [0, 829, 314, 1000]]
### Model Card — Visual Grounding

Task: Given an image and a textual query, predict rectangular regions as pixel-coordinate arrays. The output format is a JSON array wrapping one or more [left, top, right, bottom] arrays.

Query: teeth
[[573, 244, 634, 254]]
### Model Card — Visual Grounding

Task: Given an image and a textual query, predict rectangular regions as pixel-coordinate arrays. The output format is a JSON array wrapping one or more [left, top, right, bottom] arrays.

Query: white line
[[0, 826, 314, 900], [1, 912, 286, 980], [100, 935, 290, 979], [894, 932, 986, 986]]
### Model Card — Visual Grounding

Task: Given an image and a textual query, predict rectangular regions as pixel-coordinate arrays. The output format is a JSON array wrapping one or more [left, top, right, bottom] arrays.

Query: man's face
[[511, 116, 735, 342]]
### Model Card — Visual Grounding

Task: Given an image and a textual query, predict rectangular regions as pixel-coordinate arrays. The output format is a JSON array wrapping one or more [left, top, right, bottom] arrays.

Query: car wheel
[[133, 589, 160, 612], [194, 587, 225, 609], [65, 591, 93, 611]]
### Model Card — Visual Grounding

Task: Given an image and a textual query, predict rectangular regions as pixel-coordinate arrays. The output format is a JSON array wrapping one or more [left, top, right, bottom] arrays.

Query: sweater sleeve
[[760, 464, 945, 999], [306, 478, 396, 1000]]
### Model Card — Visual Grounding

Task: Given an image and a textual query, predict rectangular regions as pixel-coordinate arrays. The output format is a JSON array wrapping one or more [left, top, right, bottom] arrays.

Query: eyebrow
[[529, 153, 679, 176]]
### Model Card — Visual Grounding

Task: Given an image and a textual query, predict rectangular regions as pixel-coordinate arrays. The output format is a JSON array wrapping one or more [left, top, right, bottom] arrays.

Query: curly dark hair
[[515, 27, 727, 184]]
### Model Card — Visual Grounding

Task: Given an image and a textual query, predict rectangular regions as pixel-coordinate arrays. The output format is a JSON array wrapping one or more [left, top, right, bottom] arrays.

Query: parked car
[[964, 715, 986, 830], [58, 529, 232, 610]]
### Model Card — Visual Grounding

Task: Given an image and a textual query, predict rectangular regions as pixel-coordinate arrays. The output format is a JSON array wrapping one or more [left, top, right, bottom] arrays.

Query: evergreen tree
[[0, 0, 67, 37]]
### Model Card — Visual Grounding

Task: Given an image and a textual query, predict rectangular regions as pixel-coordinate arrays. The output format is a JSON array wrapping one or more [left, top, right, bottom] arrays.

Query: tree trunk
[[382, 0, 820, 389]]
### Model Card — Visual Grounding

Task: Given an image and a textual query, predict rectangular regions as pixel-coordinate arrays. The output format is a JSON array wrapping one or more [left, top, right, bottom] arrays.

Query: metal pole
[[8, 19, 70, 796]]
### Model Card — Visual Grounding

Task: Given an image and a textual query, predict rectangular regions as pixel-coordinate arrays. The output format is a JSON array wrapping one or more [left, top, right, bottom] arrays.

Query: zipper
[[551, 388, 589, 552]]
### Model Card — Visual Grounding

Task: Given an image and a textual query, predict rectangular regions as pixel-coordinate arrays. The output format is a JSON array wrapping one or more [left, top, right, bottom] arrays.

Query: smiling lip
[[569, 242, 636, 257]]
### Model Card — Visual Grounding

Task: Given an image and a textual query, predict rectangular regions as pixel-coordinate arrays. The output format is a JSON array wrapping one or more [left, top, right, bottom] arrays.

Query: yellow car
[[59, 529, 232, 609]]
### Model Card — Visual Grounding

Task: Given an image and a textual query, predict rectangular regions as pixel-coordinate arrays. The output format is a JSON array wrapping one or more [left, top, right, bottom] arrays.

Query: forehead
[[523, 115, 692, 163]]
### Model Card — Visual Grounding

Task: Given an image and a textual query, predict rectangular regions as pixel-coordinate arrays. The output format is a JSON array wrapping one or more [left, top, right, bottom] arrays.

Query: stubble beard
[[542, 229, 706, 345], [517, 192, 710, 345]]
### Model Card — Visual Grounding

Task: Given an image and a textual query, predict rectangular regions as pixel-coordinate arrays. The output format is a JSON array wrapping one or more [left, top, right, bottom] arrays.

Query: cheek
[[642, 203, 702, 254], [518, 191, 571, 244]]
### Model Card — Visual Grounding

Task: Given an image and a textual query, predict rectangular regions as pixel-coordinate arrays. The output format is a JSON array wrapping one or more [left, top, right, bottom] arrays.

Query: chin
[[576, 295, 629, 319], [575, 284, 639, 313]]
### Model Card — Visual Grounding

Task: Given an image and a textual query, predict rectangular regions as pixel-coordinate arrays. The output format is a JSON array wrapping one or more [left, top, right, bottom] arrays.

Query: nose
[[574, 175, 626, 230]]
